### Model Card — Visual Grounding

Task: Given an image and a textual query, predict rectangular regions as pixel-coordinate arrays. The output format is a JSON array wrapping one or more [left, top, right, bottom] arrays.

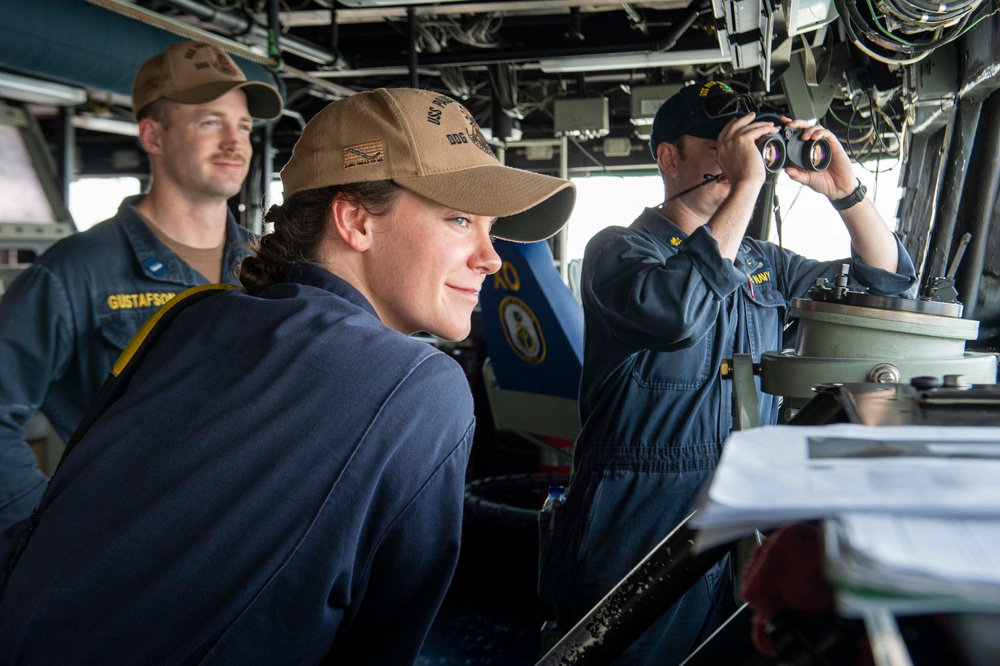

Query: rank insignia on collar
[[670, 237, 682, 246]]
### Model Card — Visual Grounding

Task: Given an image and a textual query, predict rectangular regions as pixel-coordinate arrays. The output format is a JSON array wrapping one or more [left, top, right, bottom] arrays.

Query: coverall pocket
[[97, 311, 152, 352], [630, 327, 714, 390]]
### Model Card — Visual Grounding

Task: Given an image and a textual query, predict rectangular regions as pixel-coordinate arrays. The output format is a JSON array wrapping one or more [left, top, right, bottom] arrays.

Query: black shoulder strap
[[1, 283, 237, 598]]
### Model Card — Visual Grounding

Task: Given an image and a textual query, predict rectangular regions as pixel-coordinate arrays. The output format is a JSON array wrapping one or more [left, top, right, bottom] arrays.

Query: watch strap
[[830, 178, 868, 211]]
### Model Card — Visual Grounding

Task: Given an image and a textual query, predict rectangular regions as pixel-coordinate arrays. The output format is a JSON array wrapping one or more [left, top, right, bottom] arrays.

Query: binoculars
[[756, 113, 832, 173]]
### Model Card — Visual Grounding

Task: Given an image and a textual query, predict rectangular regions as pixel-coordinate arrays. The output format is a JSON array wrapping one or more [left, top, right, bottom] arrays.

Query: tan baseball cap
[[280, 88, 576, 242], [132, 41, 283, 121]]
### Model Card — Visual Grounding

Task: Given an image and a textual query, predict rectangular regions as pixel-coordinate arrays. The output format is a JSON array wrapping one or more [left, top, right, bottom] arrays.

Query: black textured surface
[[418, 515, 546, 665]]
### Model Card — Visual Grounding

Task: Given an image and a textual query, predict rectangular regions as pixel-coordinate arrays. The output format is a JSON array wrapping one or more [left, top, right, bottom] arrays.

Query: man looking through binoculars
[[654, 81, 898, 265], [538, 81, 917, 664]]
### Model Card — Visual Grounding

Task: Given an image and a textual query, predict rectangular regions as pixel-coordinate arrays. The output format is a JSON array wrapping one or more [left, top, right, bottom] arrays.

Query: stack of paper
[[690, 423, 1000, 616], [690, 423, 1000, 550], [824, 513, 1000, 616]]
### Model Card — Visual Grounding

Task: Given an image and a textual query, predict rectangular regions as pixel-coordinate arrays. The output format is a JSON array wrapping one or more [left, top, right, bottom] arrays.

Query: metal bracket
[[725, 353, 761, 431]]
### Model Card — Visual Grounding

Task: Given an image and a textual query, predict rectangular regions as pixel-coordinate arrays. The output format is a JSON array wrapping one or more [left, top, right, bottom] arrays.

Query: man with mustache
[[0, 41, 283, 530]]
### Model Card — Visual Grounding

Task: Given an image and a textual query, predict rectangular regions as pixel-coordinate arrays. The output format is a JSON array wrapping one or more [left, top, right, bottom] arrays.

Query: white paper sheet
[[690, 424, 1000, 550], [825, 513, 1000, 615]]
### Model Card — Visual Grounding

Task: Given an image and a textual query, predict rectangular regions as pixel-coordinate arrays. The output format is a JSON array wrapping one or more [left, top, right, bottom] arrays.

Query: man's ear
[[137, 118, 164, 156], [329, 195, 373, 252], [656, 142, 679, 178]]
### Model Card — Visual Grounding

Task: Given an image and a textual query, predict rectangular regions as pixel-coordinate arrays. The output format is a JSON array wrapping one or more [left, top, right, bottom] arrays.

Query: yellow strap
[[111, 283, 239, 376]]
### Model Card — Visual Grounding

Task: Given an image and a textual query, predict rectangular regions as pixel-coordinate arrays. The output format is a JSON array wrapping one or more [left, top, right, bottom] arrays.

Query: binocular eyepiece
[[755, 113, 832, 173]]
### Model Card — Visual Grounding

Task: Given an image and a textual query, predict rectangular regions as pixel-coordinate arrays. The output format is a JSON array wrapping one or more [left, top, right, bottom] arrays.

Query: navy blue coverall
[[0, 264, 474, 664], [541, 207, 917, 664], [0, 195, 249, 530]]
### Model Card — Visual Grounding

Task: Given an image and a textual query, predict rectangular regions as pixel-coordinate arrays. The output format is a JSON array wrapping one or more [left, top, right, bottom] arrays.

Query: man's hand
[[780, 118, 857, 199], [702, 113, 781, 260], [716, 112, 780, 191]]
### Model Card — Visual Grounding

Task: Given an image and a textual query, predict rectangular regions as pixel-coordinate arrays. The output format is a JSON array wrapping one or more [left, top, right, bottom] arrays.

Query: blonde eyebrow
[[198, 110, 253, 125]]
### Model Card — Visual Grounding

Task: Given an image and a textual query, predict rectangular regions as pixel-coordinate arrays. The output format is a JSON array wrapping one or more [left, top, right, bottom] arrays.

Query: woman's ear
[[329, 195, 373, 252], [656, 141, 679, 178]]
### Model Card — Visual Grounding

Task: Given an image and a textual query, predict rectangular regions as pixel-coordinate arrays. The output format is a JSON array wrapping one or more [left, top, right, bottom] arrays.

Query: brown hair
[[238, 180, 402, 294], [137, 99, 171, 126]]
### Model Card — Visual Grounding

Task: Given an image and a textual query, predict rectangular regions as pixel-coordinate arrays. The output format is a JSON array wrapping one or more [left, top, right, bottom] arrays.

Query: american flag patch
[[343, 140, 385, 168]]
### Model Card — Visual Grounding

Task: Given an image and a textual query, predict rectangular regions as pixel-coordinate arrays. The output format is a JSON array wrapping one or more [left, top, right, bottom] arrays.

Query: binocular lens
[[759, 136, 785, 173], [754, 113, 831, 172], [806, 139, 832, 171]]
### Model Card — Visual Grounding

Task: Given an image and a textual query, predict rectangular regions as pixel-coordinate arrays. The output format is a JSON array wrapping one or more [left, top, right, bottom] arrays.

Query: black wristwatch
[[830, 179, 868, 211]]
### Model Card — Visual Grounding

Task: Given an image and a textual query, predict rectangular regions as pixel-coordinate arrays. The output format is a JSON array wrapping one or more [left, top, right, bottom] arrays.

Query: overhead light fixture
[[310, 66, 439, 79], [524, 144, 555, 161], [539, 49, 731, 74], [602, 137, 633, 158], [0, 72, 87, 107], [72, 114, 138, 137]]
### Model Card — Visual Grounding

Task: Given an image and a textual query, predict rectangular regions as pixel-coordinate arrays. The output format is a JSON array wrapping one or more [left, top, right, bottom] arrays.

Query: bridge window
[[69, 177, 140, 231], [768, 162, 901, 260], [564, 161, 901, 265]]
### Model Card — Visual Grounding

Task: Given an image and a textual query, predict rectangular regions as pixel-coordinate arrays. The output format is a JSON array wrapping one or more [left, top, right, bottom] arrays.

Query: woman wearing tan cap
[[0, 89, 574, 665]]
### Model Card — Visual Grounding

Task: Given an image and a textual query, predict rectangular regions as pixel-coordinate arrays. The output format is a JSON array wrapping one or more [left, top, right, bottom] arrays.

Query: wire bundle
[[413, 14, 502, 54], [829, 94, 902, 168], [884, 0, 983, 29], [833, 0, 995, 63]]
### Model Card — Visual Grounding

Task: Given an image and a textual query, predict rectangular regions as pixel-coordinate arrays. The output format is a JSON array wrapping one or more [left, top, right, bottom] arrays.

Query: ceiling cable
[[83, 0, 355, 98]]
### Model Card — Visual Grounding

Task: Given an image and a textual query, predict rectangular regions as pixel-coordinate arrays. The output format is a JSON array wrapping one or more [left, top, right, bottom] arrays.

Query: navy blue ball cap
[[649, 81, 752, 156]]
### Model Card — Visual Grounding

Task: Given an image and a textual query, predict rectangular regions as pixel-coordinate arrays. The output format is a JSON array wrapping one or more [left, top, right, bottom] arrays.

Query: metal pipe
[[266, 0, 282, 60], [656, 0, 710, 52], [348, 43, 723, 72], [408, 7, 419, 88], [864, 609, 915, 666], [60, 106, 75, 210], [507, 138, 562, 147], [622, 3, 649, 36], [536, 513, 732, 665], [328, 3, 342, 65], [922, 97, 981, 284], [955, 92, 1000, 320], [568, 7, 584, 41], [81, 0, 354, 97], [153, 0, 336, 65], [557, 135, 570, 282], [280, 0, 682, 26]]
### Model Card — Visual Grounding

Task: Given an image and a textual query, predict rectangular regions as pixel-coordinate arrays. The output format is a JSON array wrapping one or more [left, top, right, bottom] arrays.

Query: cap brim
[[167, 81, 284, 121], [394, 165, 576, 242]]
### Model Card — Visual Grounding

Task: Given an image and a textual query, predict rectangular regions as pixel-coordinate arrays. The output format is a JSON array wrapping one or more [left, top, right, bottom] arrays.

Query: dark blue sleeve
[[332, 355, 475, 664], [582, 224, 745, 352], [848, 235, 918, 297], [0, 263, 71, 525], [757, 234, 917, 300]]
